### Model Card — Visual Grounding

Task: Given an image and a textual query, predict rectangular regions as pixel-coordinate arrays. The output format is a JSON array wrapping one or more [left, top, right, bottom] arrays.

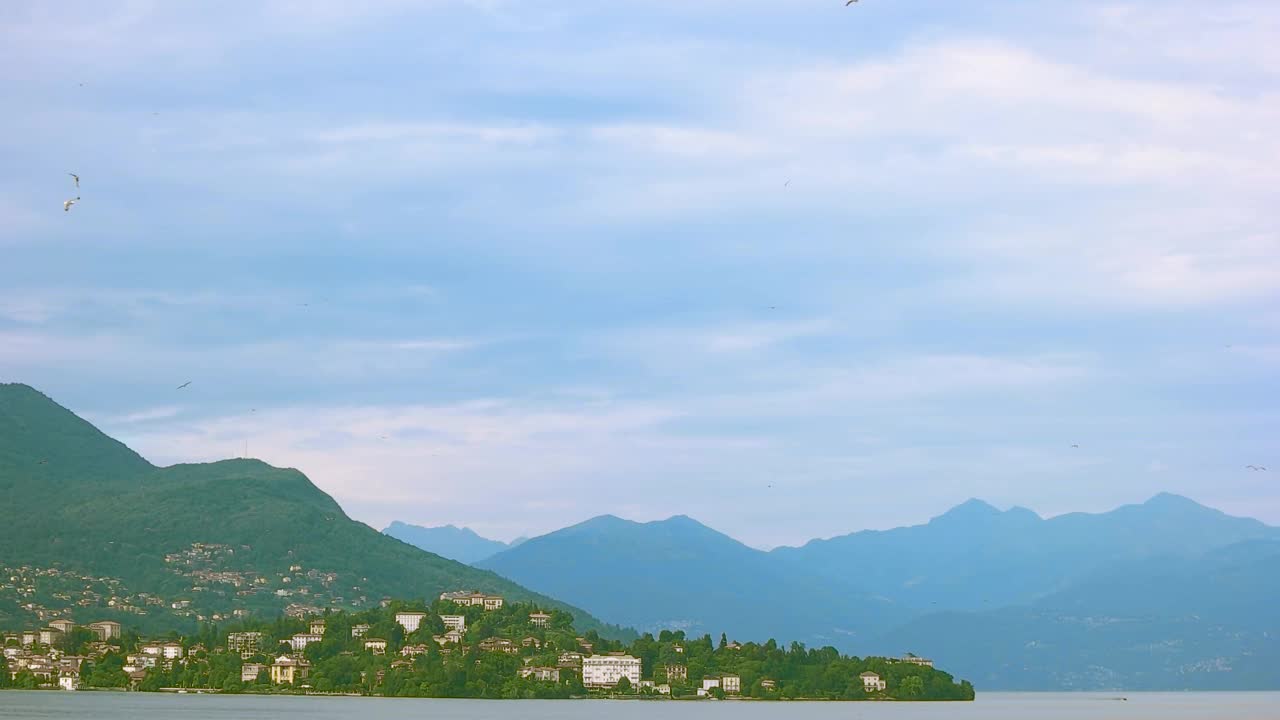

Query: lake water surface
[[2, 691, 1277, 719]]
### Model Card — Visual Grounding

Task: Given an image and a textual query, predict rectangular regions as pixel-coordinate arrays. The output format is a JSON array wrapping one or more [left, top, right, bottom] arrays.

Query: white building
[[49, 619, 76, 634], [394, 612, 428, 633], [87, 621, 121, 641], [528, 612, 552, 628], [860, 671, 886, 692], [289, 633, 323, 651], [364, 638, 388, 655], [702, 676, 721, 691], [241, 663, 266, 683], [309, 620, 327, 635], [582, 654, 641, 689], [227, 631, 263, 658], [440, 614, 466, 632], [721, 674, 741, 694], [351, 624, 371, 638], [902, 653, 934, 668], [520, 666, 561, 682], [58, 673, 80, 691], [160, 642, 184, 660], [38, 628, 60, 645]]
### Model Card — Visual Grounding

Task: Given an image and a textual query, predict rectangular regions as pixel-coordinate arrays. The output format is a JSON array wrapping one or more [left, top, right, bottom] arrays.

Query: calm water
[[1, 692, 1278, 719]]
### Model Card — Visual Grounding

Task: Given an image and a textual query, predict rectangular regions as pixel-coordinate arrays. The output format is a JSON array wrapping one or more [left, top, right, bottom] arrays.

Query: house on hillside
[[289, 633, 322, 651], [520, 666, 561, 682], [309, 620, 326, 635], [665, 664, 687, 682], [227, 631, 263, 658], [38, 628, 60, 645], [760, 678, 777, 691], [528, 612, 551, 628], [270, 656, 311, 685], [439, 590, 504, 610], [364, 638, 388, 655], [433, 629, 464, 646], [901, 653, 934, 668], [582, 653, 641, 688], [241, 663, 266, 683], [860, 671, 886, 692], [440, 614, 466, 632], [350, 624, 371, 638], [394, 611, 428, 633], [86, 621, 121, 641], [720, 674, 741, 694], [49, 619, 76, 634]]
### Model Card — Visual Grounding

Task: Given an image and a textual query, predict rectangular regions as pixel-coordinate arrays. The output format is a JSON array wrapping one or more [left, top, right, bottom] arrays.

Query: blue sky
[[2, 0, 1277, 547]]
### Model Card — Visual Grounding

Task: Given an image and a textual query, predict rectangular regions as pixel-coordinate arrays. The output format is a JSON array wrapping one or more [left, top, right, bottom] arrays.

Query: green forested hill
[[0, 383, 629, 639]]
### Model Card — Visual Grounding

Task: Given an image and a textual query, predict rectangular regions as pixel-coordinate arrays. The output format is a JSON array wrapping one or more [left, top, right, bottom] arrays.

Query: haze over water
[[3, 692, 1279, 720]]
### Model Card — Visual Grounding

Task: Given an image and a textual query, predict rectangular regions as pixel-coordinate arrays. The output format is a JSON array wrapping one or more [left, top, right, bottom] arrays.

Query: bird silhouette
[[68, 173, 79, 189], [846, 0, 858, 4], [1071, 444, 1080, 448], [176, 381, 192, 390], [63, 197, 79, 212]]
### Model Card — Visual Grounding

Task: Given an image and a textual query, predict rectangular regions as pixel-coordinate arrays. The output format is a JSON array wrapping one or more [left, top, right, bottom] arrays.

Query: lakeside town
[[2, 588, 972, 701]]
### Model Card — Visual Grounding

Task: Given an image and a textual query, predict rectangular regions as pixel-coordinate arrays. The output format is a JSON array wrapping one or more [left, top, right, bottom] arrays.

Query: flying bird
[[68, 173, 79, 189], [784, 180, 791, 187], [1246, 465, 1267, 471], [846, 0, 858, 4], [1071, 444, 1080, 448], [176, 381, 192, 390], [38, 459, 48, 465], [63, 197, 79, 212]]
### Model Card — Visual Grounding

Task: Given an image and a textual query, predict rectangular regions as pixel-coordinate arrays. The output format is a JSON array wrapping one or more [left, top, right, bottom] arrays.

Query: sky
[[1, 0, 1277, 549]]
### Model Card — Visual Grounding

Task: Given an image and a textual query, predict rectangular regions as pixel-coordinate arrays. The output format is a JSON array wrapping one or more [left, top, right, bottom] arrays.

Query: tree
[[898, 676, 924, 698], [0, 656, 10, 688], [719, 633, 727, 650], [615, 676, 632, 693]]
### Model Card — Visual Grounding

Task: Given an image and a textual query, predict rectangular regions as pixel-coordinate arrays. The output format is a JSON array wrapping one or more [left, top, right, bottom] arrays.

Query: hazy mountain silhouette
[[383, 521, 517, 564]]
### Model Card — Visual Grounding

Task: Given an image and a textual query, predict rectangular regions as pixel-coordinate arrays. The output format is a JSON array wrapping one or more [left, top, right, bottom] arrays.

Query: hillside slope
[[0, 383, 628, 638]]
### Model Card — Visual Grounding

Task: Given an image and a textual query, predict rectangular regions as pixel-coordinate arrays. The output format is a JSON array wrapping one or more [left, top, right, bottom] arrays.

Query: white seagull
[[63, 197, 79, 212]]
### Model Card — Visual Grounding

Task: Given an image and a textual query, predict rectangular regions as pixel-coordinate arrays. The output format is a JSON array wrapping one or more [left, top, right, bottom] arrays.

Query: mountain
[[383, 521, 515, 564], [0, 383, 629, 639], [771, 494, 1280, 611], [477, 514, 910, 647], [876, 539, 1280, 690]]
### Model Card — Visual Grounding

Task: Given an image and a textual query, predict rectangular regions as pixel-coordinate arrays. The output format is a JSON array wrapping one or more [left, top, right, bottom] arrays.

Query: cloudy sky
[[2, 0, 1277, 548]]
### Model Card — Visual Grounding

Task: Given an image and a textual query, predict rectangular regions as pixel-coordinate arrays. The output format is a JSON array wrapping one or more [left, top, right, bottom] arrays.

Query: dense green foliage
[[60, 599, 972, 700], [0, 383, 629, 639]]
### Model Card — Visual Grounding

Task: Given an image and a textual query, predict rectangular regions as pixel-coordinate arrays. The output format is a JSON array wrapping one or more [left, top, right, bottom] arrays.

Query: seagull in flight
[[176, 381, 192, 390], [846, 0, 858, 4], [68, 173, 80, 189], [1246, 465, 1267, 471], [63, 197, 79, 212], [1071, 444, 1080, 449]]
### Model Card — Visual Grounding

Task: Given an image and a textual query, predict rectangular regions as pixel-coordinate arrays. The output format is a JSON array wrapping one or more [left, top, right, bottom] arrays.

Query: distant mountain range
[[449, 494, 1280, 690], [383, 521, 525, 564], [0, 383, 627, 639]]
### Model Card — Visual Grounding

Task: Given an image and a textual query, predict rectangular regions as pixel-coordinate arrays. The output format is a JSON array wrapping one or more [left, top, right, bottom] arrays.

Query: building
[[38, 628, 60, 645], [394, 611, 428, 633], [860, 671, 886, 692], [21, 631, 37, 646], [309, 620, 326, 635], [401, 644, 430, 657], [270, 656, 311, 685], [528, 612, 551, 628], [123, 654, 158, 673], [440, 614, 466, 632], [655, 684, 672, 695], [241, 663, 266, 683], [521, 636, 543, 649], [433, 629, 464, 646], [364, 638, 388, 655], [49, 619, 76, 634], [665, 664, 687, 682], [582, 653, 641, 689], [439, 590, 504, 610], [289, 633, 323, 651], [520, 666, 561, 682], [58, 672, 80, 691], [703, 676, 722, 691], [760, 678, 777, 691], [721, 674, 741, 694], [350, 624, 371, 638], [901, 653, 934, 668], [160, 642, 184, 660], [227, 631, 263, 658], [87, 621, 121, 641], [558, 652, 584, 668], [478, 637, 517, 654]]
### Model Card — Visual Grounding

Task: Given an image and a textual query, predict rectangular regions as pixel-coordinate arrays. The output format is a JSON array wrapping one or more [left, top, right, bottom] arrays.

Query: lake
[[2, 692, 1278, 719]]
